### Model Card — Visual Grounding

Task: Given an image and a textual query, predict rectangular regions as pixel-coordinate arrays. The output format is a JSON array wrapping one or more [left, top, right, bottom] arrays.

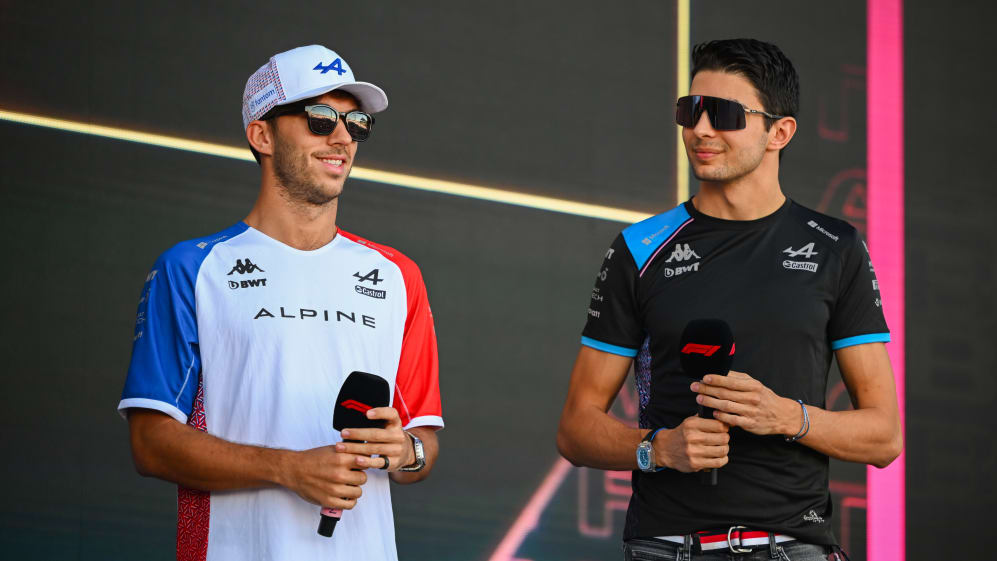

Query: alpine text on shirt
[[119, 223, 442, 561]]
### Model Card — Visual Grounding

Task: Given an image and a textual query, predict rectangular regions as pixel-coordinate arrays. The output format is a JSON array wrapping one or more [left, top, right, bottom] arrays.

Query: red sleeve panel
[[339, 231, 443, 429]]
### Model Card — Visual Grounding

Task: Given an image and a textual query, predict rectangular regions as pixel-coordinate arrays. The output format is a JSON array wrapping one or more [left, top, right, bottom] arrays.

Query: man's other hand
[[692, 371, 798, 437], [655, 416, 730, 473], [282, 446, 369, 509], [335, 407, 414, 471]]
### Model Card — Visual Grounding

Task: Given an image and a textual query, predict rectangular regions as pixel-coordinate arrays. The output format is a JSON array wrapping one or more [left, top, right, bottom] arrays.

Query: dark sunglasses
[[262, 102, 374, 142], [675, 95, 785, 130]]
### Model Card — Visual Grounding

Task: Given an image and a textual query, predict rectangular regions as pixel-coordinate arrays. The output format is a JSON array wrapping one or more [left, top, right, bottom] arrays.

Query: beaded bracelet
[[785, 399, 810, 442]]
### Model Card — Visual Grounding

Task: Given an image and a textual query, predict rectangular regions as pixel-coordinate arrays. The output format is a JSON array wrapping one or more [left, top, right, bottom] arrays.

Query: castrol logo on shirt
[[354, 268, 388, 299]]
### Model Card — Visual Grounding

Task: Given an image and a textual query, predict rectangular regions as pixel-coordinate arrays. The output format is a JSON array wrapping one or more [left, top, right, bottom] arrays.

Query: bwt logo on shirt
[[663, 262, 700, 278], [229, 279, 268, 290]]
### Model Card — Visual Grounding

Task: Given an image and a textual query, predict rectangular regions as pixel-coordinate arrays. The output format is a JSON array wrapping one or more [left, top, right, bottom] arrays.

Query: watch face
[[637, 444, 651, 470]]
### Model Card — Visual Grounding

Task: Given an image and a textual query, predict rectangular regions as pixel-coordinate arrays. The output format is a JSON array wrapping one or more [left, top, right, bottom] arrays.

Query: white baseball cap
[[241, 45, 388, 129]]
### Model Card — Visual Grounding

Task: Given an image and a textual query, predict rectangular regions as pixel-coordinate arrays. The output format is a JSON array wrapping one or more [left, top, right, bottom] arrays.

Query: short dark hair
[[691, 38, 799, 131]]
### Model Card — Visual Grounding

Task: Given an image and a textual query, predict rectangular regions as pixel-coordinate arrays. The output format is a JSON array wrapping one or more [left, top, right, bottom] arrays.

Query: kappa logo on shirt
[[664, 243, 700, 263], [662, 243, 701, 277], [228, 258, 265, 275], [226, 258, 268, 289]]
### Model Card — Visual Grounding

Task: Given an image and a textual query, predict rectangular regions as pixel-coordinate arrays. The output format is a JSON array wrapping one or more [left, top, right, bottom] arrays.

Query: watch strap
[[640, 428, 667, 472], [398, 430, 426, 472]]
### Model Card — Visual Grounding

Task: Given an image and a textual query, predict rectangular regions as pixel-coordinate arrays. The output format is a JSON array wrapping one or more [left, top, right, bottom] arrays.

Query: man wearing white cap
[[118, 45, 443, 561]]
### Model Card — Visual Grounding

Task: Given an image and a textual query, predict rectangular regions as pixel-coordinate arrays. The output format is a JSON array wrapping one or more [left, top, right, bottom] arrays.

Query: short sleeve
[[580, 233, 643, 357], [828, 234, 890, 349], [117, 247, 203, 424], [393, 260, 443, 430]]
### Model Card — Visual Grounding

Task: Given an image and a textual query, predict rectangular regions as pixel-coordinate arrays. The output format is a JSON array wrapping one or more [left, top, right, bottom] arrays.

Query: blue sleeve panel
[[118, 223, 248, 423], [621, 204, 692, 270], [830, 332, 891, 350], [581, 336, 639, 358]]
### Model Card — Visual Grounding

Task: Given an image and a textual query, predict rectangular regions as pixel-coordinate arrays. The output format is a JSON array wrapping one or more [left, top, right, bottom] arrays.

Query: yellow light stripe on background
[[0, 109, 651, 224], [676, 0, 690, 205]]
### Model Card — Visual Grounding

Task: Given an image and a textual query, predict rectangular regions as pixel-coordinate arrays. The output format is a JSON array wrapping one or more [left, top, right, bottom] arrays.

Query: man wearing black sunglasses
[[119, 45, 442, 561], [559, 39, 901, 560]]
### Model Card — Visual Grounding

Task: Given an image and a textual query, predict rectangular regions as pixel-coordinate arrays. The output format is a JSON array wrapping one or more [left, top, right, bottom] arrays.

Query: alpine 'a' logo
[[228, 258, 265, 275], [340, 399, 372, 413], [664, 243, 701, 263], [783, 242, 818, 259], [353, 269, 383, 285]]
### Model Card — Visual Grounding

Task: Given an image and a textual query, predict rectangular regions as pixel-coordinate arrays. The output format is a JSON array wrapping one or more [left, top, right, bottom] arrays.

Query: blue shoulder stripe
[[622, 204, 692, 270], [581, 336, 638, 357], [119, 222, 249, 422], [185, 222, 249, 253], [831, 332, 891, 350]]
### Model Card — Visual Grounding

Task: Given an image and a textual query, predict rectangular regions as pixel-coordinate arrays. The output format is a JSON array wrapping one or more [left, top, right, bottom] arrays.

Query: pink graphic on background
[[818, 65, 866, 143], [577, 469, 631, 538], [486, 458, 573, 561], [867, 1, 906, 561]]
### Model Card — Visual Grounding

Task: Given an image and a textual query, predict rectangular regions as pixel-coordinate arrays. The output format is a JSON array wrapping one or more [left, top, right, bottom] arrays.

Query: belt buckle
[[727, 525, 752, 554]]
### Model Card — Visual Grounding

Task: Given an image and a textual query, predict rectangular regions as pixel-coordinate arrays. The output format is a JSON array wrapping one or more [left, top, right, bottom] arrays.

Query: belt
[[656, 526, 795, 553]]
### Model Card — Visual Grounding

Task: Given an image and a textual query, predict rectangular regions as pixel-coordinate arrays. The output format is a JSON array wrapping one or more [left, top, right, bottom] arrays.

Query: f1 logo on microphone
[[681, 343, 721, 356], [340, 399, 373, 413]]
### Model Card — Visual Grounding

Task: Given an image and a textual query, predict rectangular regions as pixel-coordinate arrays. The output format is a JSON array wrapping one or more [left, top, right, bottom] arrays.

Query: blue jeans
[[623, 537, 841, 561]]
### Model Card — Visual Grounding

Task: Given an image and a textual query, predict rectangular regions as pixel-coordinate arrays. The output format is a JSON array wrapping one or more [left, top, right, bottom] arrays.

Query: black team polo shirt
[[581, 198, 889, 544]]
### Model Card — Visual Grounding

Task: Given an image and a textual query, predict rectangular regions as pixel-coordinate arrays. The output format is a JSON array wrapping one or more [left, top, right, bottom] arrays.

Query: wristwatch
[[636, 428, 665, 473], [398, 430, 426, 472]]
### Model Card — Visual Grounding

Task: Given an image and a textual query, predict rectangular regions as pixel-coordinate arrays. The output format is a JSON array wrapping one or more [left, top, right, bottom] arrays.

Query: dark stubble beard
[[691, 134, 768, 183], [272, 129, 342, 206]]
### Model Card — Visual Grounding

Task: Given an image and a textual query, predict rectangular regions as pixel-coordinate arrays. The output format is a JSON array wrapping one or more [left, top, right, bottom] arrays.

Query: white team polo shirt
[[119, 223, 442, 561]]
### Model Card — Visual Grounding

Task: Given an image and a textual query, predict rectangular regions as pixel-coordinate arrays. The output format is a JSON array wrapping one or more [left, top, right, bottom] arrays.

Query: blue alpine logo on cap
[[313, 59, 347, 76]]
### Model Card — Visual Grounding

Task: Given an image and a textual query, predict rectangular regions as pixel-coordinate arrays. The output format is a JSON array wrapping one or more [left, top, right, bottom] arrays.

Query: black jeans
[[623, 537, 842, 561]]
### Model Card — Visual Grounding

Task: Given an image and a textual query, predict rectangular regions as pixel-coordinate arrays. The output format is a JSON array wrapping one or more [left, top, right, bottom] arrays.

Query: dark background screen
[[1, 2, 992, 560]]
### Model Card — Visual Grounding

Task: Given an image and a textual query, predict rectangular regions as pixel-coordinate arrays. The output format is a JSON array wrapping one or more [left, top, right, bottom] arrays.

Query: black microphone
[[678, 319, 735, 486], [318, 371, 390, 537]]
